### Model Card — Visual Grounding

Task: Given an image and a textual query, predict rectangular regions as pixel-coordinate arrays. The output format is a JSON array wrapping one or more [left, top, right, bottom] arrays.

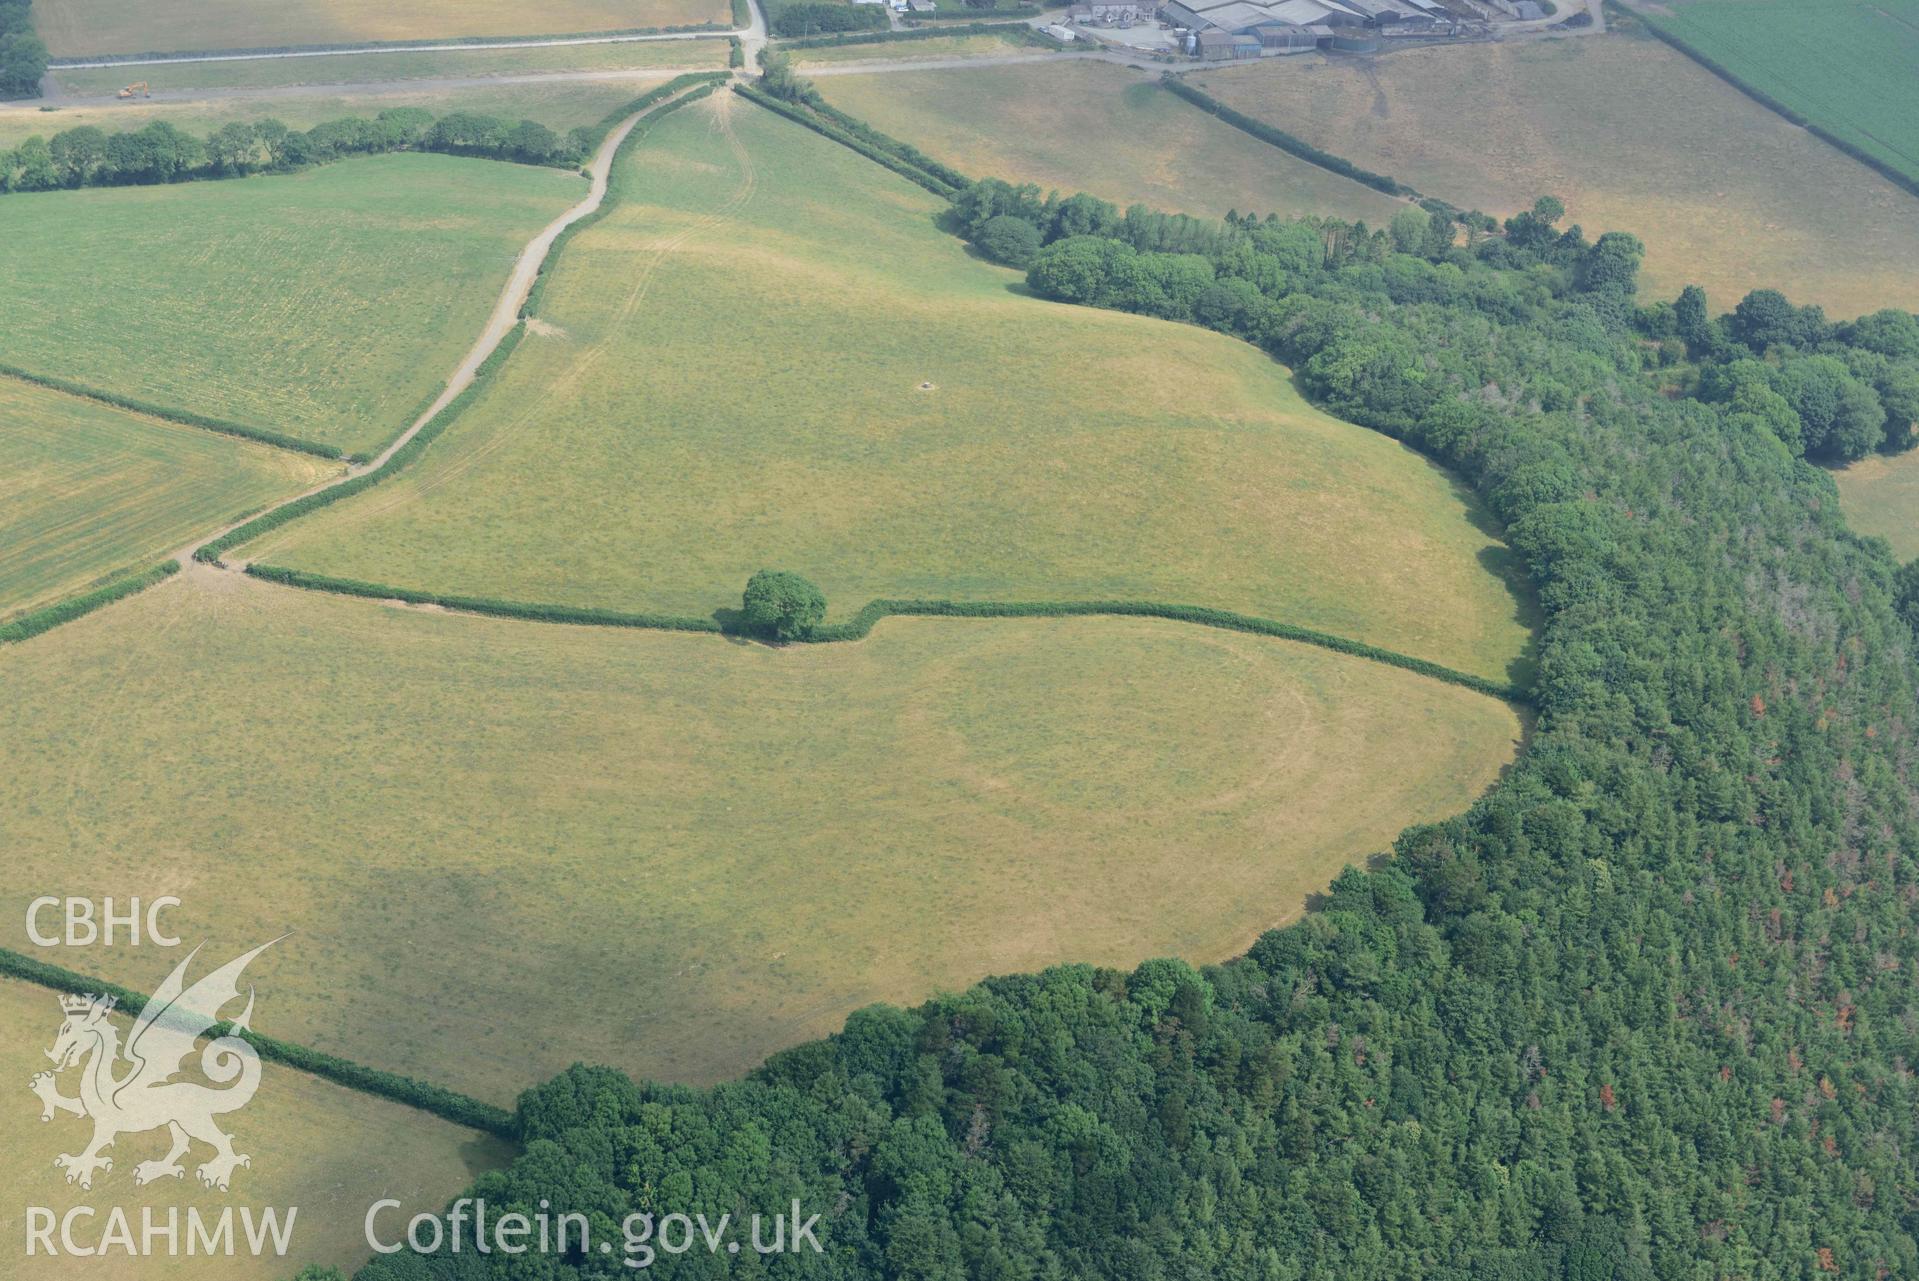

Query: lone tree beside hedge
[[742, 570, 826, 640]]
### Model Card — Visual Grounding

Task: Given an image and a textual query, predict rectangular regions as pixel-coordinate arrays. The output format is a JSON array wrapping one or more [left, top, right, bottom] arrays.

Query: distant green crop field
[[0, 377, 331, 619], [254, 94, 1533, 685], [0, 155, 580, 456], [1644, 0, 1919, 186]]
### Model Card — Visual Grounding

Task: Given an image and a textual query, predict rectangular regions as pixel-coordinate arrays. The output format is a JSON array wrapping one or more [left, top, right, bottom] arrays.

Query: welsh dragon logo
[[28, 939, 280, 1192]]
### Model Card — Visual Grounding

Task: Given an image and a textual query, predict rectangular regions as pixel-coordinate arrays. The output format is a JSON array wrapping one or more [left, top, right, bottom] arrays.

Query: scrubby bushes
[[0, 561, 177, 644]]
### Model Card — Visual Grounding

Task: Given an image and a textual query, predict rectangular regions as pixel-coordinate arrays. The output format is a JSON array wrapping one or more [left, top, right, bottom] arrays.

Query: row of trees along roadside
[[0, 107, 590, 192], [334, 83, 1919, 1281]]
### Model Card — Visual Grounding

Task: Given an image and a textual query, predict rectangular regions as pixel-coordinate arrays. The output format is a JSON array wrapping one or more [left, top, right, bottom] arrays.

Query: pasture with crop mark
[[253, 95, 1531, 685], [816, 61, 1404, 224], [0, 570, 1523, 1098], [50, 38, 731, 95], [1835, 450, 1919, 561], [33, 0, 732, 58], [0, 377, 331, 619], [1628, 0, 1919, 188], [791, 31, 1040, 65], [0, 80, 662, 149], [0, 976, 513, 1281], [0, 154, 580, 457], [1189, 34, 1919, 318]]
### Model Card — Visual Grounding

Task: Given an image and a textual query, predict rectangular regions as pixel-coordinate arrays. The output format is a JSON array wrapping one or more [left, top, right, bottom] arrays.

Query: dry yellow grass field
[[0, 377, 332, 618], [1190, 34, 1919, 317], [817, 60, 1404, 224], [0, 978, 513, 1280], [0, 570, 1523, 1099], [34, 0, 731, 58], [1834, 451, 1919, 561]]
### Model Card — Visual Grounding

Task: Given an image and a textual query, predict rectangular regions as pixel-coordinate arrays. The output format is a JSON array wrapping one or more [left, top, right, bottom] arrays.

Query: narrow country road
[[174, 89, 670, 566]]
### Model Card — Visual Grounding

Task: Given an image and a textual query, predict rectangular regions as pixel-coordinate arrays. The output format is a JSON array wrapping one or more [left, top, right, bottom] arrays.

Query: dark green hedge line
[[196, 324, 528, 564], [779, 21, 1052, 51], [50, 26, 729, 66], [1620, 6, 1919, 200], [245, 565, 1526, 703], [818, 599, 1526, 701], [247, 564, 725, 633], [0, 362, 341, 459], [805, 95, 972, 188], [0, 946, 514, 1137], [0, 560, 177, 644], [1159, 76, 1414, 199], [349, 378, 451, 465], [733, 82, 958, 197], [909, 5, 1041, 18], [521, 75, 728, 320]]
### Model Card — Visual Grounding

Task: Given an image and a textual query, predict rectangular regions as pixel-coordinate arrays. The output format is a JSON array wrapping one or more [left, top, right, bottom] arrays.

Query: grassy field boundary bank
[[0, 560, 177, 640], [0, 946, 516, 1134], [49, 25, 735, 68], [520, 73, 731, 319], [1612, 1, 1919, 200], [0, 362, 343, 459], [733, 82, 961, 196], [243, 563, 1529, 702], [1159, 75, 1415, 199], [778, 21, 1060, 51]]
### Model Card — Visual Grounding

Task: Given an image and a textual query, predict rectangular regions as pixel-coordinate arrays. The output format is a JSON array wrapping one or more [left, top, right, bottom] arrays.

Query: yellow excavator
[[117, 81, 150, 99]]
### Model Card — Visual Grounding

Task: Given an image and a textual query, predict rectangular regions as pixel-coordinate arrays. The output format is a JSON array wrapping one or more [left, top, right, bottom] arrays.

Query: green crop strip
[[732, 82, 962, 196], [0, 947, 515, 1136]]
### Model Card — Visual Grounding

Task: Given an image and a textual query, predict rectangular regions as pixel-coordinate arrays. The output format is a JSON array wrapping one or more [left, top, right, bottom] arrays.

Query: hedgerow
[[0, 560, 177, 644], [0, 947, 514, 1136], [244, 566, 1524, 701], [777, 21, 1058, 52], [0, 362, 341, 458], [1159, 76, 1414, 198], [733, 82, 959, 196]]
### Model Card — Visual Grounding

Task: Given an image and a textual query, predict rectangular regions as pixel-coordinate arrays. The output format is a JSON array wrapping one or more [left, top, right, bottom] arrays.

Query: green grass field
[[1638, 0, 1919, 188], [51, 38, 730, 95], [1835, 450, 1919, 561], [34, 0, 731, 58], [1189, 34, 1919, 318], [0, 154, 580, 457], [0, 977, 513, 1280], [0, 377, 332, 619], [253, 95, 1531, 684], [0, 569, 1523, 1098], [818, 60, 1403, 224], [0, 80, 664, 149]]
